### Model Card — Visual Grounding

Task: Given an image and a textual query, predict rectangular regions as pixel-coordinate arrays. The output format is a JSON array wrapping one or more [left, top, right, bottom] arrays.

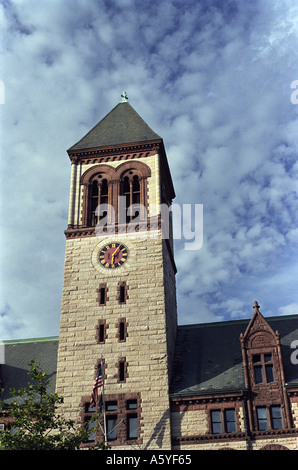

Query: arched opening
[[259, 444, 289, 450], [90, 180, 99, 226], [121, 174, 141, 223], [90, 178, 109, 226], [80, 161, 150, 229]]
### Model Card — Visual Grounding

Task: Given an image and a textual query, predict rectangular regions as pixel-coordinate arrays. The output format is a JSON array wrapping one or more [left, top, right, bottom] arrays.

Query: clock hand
[[112, 246, 120, 263]]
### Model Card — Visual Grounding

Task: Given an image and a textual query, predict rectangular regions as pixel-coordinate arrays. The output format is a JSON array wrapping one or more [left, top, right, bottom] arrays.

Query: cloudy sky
[[1, 0, 298, 340]]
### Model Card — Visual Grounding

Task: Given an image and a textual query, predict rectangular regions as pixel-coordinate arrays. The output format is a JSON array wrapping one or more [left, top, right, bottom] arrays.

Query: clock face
[[99, 243, 128, 269]]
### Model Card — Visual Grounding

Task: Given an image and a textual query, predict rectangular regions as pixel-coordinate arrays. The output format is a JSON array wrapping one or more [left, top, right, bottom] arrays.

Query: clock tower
[[55, 95, 177, 449]]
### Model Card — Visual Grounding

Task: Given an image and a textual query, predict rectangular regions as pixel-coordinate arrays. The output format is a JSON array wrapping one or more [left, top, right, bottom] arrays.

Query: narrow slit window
[[119, 321, 125, 341], [118, 281, 128, 304], [99, 324, 105, 343], [100, 288, 106, 305], [120, 284, 125, 303], [96, 320, 107, 344], [117, 318, 127, 343], [119, 361, 125, 382], [97, 284, 108, 306]]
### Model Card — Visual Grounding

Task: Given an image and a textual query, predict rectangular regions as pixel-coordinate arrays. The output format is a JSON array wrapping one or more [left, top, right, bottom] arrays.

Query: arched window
[[80, 165, 116, 228], [132, 175, 140, 205], [122, 176, 131, 223], [90, 180, 98, 226], [80, 161, 151, 229], [121, 173, 141, 223], [90, 177, 109, 226], [132, 175, 141, 221]]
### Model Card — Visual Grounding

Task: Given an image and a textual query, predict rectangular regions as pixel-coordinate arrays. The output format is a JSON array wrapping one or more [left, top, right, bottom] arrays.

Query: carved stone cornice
[[170, 391, 245, 409], [67, 140, 162, 164], [64, 216, 162, 239]]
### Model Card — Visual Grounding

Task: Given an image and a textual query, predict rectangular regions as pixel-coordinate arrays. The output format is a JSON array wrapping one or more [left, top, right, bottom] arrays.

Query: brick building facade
[[1, 98, 298, 450]]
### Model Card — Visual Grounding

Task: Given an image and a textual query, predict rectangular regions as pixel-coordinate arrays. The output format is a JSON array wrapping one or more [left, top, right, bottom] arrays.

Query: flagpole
[[101, 356, 108, 447]]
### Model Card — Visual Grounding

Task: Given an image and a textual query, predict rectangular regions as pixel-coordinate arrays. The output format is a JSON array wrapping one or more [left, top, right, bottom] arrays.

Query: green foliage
[[0, 360, 105, 450]]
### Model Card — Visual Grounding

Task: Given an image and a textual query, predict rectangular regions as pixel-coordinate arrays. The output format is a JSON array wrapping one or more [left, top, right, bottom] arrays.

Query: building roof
[[170, 315, 298, 398], [0, 337, 59, 403], [1, 315, 297, 403], [68, 102, 162, 151]]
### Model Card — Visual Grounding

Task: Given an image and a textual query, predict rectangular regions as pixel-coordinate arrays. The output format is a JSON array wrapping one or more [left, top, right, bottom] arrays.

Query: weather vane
[[121, 91, 128, 102]]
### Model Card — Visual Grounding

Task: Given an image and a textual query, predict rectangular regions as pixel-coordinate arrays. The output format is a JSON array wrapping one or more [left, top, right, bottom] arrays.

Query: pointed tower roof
[[68, 101, 162, 152]]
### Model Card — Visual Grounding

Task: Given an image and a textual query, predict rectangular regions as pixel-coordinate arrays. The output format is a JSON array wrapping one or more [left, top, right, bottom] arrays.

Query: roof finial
[[121, 91, 128, 102], [253, 300, 260, 313]]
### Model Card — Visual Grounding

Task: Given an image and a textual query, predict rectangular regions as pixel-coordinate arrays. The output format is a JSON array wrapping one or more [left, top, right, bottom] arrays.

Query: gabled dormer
[[240, 301, 285, 389], [240, 301, 293, 432]]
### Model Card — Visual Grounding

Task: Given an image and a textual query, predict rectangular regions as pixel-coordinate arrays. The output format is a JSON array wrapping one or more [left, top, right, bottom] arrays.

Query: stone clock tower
[[55, 95, 177, 449]]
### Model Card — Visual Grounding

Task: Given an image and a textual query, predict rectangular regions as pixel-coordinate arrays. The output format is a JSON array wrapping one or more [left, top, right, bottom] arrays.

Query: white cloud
[[279, 303, 298, 316]]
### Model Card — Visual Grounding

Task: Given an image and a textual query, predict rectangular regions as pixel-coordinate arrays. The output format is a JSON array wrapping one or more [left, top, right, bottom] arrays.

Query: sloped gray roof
[[68, 102, 162, 151], [170, 315, 298, 398], [1, 315, 297, 403], [0, 337, 59, 402]]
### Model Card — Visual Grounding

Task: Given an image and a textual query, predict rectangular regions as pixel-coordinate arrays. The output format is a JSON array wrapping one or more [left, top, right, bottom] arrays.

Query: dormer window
[[240, 301, 293, 432], [253, 353, 274, 384]]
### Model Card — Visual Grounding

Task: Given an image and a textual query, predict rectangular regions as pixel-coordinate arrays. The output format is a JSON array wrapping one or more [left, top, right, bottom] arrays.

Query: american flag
[[90, 364, 103, 408]]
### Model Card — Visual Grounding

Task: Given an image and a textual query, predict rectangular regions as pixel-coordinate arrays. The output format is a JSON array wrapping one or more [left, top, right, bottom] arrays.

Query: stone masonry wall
[[170, 407, 298, 450], [56, 229, 176, 449]]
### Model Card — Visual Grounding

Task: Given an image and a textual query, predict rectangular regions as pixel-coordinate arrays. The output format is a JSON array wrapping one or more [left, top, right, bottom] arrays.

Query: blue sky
[[0, 0, 298, 340]]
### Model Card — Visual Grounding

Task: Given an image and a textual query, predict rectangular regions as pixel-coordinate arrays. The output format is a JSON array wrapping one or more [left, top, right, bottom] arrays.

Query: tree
[[0, 360, 105, 450]]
